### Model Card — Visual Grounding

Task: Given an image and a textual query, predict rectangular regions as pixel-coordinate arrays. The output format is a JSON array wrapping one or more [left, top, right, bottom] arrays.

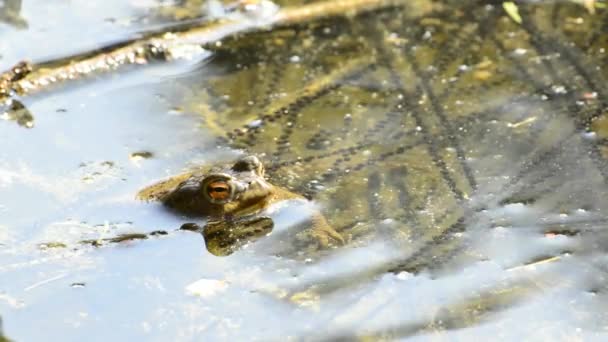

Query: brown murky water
[[1, 0, 608, 340]]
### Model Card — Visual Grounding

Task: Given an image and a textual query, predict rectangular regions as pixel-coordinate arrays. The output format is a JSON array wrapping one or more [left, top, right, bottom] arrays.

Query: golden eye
[[206, 181, 231, 201]]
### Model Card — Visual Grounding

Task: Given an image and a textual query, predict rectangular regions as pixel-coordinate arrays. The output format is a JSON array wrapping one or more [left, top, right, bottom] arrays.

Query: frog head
[[139, 155, 344, 251], [140, 155, 276, 218], [198, 155, 274, 216]]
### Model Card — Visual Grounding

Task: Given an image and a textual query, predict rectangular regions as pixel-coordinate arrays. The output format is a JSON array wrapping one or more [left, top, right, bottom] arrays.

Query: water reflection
[[0, 0, 27, 29], [194, 216, 274, 256]]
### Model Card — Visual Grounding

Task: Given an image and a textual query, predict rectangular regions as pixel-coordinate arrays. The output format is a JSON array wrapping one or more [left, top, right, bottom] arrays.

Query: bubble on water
[[551, 85, 567, 94], [167, 107, 183, 115], [248, 119, 263, 128], [395, 271, 412, 280], [581, 131, 596, 140], [381, 218, 394, 225], [185, 278, 228, 298], [513, 48, 527, 56]]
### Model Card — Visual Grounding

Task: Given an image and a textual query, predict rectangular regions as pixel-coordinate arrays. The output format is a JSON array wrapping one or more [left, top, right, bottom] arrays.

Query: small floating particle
[[503, 2, 522, 24], [129, 151, 154, 163], [395, 271, 412, 280], [473, 70, 493, 81], [290, 289, 320, 308], [39, 242, 68, 249], [551, 85, 568, 94], [247, 119, 263, 128], [167, 107, 183, 115], [185, 278, 228, 298], [507, 116, 537, 128], [513, 48, 527, 56], [582, 92, 598, 100], [71, 283, 86, 288], [507, 256, 561, 272]]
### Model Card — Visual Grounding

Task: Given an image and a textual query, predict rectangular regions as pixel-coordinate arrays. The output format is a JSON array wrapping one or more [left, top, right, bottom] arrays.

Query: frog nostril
[[232, 156, 261, 172]]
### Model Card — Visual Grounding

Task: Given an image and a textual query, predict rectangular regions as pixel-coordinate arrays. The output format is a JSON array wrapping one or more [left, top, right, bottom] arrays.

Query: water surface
[[2, 0, 608, 340]]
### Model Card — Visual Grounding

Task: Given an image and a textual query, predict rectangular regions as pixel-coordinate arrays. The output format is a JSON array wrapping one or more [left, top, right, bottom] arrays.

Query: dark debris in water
[[1, 99, 33, 128]]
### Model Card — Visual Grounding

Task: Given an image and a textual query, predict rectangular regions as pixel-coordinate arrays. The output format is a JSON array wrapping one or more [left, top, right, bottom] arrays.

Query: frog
[[137, 155, 344, 255]]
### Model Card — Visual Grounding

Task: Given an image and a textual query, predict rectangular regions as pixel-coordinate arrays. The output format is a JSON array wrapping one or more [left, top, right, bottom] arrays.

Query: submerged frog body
[[138, 155, 344, 254]]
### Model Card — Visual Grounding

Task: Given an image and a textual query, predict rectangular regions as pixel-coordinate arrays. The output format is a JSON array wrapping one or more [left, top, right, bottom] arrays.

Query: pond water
[[2, 0, 608, 341]]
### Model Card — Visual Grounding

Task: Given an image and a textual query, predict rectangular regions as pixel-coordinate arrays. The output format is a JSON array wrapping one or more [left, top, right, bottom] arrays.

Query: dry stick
[[0, 0, 405, 99]]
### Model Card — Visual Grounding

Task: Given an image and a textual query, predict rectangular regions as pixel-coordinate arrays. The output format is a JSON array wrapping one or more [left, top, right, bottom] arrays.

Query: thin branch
[[0, 0, 405, 100]]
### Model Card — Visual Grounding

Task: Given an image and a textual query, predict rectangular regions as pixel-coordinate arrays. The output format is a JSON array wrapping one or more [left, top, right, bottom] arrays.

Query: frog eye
[[232, 156, 263, 175], [206, 181, 231, 201]]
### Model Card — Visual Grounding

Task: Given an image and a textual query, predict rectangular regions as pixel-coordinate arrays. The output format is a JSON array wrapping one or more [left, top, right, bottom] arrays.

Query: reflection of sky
[[0, 2, 228, 338], [0, 0, 145, 68]]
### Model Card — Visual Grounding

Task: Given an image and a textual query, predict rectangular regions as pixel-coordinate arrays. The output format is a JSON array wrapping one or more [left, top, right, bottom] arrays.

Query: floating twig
[[0, 0, 406, 100]]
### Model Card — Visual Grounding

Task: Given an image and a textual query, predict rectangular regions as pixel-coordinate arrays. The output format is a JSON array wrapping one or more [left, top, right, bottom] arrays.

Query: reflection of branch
[[0, 0, 28, 29], [0, 0, 405, 100], [0, 98, 33, 128]]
